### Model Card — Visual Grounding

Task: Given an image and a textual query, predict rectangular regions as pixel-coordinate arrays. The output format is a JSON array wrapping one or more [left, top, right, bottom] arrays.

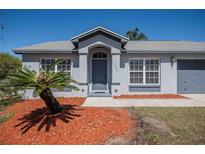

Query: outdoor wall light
[[81, 89, 85, 92], [170, 55, 175, 66], [115, 89, 118, 93]]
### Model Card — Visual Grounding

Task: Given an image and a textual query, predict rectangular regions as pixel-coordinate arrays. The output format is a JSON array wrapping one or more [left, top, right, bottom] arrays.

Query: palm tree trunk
[[39, 88, 62, 114]]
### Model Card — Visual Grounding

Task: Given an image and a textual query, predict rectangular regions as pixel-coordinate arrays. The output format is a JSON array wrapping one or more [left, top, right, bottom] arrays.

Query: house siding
[[22, 52, 205, 99]]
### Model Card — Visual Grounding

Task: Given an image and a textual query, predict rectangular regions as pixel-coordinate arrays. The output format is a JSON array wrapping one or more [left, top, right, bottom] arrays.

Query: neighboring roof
[[14, 40, 76, 53], [71, 26, 128, 42], [123, 41, 205, 53]]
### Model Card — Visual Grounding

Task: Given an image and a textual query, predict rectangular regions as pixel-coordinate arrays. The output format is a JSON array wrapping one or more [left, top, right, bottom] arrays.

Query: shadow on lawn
[[14, 104, 82, 134]]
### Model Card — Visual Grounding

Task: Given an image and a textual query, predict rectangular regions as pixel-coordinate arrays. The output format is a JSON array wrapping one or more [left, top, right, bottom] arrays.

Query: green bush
[[0, 52, 21, 80]]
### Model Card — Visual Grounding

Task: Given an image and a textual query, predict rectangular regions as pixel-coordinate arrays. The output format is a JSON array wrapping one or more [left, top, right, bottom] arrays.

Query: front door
[[92, 59, 107, 91]]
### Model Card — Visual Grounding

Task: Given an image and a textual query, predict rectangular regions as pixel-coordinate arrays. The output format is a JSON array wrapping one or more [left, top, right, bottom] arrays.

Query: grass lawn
[[131, 107, 205, 145]]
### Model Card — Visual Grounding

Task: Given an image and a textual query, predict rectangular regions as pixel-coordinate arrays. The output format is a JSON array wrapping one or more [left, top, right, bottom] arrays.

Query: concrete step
[[88, 92, 111, 97]]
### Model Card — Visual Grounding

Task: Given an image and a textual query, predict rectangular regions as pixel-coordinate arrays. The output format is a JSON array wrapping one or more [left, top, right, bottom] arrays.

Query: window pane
[[56, 59, 71, 72], [46, 59, 50, 64], [139, 72, 143, 77], [145, 60, 149, 65], [150, 78, 154, 83], [155, 59, 159, 64], [57, 65, 61, 71], [154, 72, 158, 77], [150, 72, 154, 77], [139, 65, 143, 71], [146, 78, 150, 83], [139, 78, 143, 83], [41, 59, 45, 64], [145, 59, 160, 84], [155, 65, 159, 70], [155, 78, 159, 83], [130, 59, 144, 84], [51, 59, 55, 64], [62, 65, 66, 70], [150, 65, 154, 71], [145, 65, 149, 71], [130, 64, 134, 71], [139, 60, 143, 64]]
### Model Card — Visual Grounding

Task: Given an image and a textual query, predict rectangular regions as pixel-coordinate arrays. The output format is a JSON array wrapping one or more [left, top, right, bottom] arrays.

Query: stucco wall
[[119, 53, 205, 95], [21, 51, 205, 98]]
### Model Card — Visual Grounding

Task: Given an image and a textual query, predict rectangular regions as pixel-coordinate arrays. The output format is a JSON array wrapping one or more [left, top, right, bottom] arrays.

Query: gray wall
[[119, 53, 205, 94], [21, 39, 205, 98]]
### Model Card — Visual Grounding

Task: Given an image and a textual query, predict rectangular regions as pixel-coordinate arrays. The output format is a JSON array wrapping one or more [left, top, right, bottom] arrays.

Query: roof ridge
[[127, 40, 205, 43]]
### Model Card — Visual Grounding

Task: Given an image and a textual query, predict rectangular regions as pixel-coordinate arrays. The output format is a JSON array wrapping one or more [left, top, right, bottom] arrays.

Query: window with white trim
[[130, 59, 143, 84], [129, 59, 160, 85], [57, 59, 71, 76], [145, 59, 159, 84], [40, 59, 71, 76], [41, 59, 55, 71]]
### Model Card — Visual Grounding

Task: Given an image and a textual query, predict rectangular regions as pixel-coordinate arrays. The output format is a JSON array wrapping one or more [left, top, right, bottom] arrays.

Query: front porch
[[78, 43, 121, 97]]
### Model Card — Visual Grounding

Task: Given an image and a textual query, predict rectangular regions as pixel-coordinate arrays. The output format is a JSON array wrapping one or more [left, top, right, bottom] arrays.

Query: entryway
[[88, 47, 112, 96], [92, 59, 107, 91]]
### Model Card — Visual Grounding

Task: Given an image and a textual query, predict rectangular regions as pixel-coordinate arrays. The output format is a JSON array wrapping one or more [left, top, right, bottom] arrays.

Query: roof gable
[[71, 26, 128, 43]]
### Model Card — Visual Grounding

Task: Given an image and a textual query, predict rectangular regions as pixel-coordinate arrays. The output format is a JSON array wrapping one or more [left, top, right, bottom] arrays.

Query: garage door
[[177, 59, 205, 94]]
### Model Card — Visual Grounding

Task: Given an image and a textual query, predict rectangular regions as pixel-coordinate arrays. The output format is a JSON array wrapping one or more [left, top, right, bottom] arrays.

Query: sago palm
[[126, 27, 148, 40], [0, 60, 79, 114]]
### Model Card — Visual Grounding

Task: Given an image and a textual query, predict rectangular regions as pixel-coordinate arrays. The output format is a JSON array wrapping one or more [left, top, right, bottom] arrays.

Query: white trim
[[129, 58, 161, 86], [71, 26, 128, 41]]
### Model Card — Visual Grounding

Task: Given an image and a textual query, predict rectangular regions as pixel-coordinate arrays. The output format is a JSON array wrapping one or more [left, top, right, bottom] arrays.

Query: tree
[[126, 27, 148, 40], [0, 53, 21, 80], [0, 53, 21, 98], [0, 60, 79, 114]]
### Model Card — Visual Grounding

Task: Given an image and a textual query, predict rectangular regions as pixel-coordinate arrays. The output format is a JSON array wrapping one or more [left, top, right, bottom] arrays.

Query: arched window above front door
[[93, 52, 107, 59]]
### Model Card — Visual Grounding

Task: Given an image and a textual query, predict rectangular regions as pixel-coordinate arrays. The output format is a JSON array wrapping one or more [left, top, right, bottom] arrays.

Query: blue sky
[[1, 9, 205, 57]]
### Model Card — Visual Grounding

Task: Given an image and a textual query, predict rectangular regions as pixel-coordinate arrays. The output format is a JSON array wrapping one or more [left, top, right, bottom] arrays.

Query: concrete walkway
[[82, 97, 205, 107], [181, 94, 205, 103]]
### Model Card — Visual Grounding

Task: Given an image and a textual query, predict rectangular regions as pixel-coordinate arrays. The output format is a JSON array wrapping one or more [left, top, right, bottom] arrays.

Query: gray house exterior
[[14, 27, 205, 99]]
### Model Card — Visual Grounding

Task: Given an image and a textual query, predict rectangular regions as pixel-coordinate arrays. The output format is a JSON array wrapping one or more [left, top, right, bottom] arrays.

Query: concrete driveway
[[82, 96, 205, 107], [181, 94, 205, 103]]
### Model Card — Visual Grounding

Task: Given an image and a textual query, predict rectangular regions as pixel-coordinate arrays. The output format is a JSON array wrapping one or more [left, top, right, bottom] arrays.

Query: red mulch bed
[[114, 94, 188, 99], [0, 98, 134, 145]]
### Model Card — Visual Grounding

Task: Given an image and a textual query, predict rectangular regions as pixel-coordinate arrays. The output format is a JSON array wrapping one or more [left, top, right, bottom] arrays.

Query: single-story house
[[14, 26, 205, 99]]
